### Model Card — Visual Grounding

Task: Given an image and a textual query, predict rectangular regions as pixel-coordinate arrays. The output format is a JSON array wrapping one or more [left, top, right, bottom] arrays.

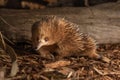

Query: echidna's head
[[35, 32, 55, 50], [31, 20, 57, 50]]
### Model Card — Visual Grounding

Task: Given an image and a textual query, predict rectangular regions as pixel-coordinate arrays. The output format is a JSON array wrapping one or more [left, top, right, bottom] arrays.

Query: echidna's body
[[31, 16, 101, 59]]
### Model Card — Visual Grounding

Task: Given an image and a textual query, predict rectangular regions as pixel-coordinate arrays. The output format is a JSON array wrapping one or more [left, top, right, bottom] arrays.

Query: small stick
[[93, 67, 120, 76], [0, 16, 16, 29]]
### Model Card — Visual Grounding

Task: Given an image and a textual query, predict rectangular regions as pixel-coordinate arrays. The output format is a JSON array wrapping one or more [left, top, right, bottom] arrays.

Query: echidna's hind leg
[[87, 49, 102, 59]]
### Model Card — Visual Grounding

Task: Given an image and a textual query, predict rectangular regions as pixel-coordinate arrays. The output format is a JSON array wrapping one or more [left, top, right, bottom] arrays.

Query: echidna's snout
[[35, 39, 48, 50], [35, 43, 41, 50]]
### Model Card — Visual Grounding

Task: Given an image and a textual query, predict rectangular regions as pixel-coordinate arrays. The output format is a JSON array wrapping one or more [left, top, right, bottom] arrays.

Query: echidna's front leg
[[55, 48, 71, 60], [39, 47, 54, 59]]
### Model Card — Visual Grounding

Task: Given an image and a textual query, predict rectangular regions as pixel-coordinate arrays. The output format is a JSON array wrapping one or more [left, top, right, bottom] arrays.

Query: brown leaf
[[10, 60, 19, 77]]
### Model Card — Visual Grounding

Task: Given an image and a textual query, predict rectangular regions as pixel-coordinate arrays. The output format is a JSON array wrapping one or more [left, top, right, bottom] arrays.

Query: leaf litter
[[0, 33, 120, 80]]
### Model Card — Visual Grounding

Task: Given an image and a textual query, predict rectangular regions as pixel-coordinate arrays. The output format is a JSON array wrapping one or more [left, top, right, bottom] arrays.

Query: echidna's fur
[[31, 16, 101, 59]]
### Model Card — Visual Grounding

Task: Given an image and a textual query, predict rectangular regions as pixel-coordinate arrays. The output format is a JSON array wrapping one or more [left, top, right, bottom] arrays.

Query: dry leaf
[[10, 60, 19, 77]]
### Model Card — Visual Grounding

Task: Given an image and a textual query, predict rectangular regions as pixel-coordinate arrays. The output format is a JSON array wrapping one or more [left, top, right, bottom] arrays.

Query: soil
[[0, 43, 120, 80]]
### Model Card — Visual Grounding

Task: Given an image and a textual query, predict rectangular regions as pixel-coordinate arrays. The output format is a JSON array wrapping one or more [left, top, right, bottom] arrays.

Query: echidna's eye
[[44, 37, 49, 42]]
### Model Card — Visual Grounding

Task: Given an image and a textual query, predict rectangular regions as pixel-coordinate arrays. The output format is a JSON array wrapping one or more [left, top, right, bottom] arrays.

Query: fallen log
[[0, 3, 120, 44]]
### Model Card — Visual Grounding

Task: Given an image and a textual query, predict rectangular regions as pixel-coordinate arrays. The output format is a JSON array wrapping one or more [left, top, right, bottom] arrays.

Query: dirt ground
[[0, 43, 120, 80]]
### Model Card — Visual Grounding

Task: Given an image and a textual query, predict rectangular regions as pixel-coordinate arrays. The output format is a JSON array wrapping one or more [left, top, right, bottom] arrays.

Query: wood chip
[[93, 67, 105, 76], [44, 60, 71, 69], [93, 67, 120, 76], [0, 69, 5, 80], [101, 56, 111, 63]]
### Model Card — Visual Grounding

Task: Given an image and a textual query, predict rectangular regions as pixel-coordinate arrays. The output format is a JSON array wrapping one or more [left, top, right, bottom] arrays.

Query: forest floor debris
[[0, 44, 120, 80]]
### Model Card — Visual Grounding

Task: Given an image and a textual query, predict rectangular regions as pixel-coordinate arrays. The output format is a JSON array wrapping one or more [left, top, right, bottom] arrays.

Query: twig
[[93, 67, 105, 76], [3, 35, 15, 46], [0, 31, 15, 48], [67, 71, 73, 78], [40, 75, 49, 80], [93, 67, 120, 76], [0, 16, 16, 29], [0, 16, 15, 45], [0, 32, 6, 50]]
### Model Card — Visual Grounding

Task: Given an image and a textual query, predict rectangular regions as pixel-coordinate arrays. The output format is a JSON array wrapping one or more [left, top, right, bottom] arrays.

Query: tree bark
[[0, 3, 120, 44]]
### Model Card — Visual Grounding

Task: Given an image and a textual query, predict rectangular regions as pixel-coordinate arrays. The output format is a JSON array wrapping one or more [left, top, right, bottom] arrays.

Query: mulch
[[0, 44, 120, 80]]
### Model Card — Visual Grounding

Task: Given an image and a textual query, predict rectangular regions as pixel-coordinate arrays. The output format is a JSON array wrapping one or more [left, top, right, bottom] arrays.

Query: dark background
[[0, 0, 118, 9]]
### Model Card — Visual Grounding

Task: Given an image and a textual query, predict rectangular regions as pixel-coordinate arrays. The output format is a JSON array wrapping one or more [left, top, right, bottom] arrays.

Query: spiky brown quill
[[31, 16, 101, 60]]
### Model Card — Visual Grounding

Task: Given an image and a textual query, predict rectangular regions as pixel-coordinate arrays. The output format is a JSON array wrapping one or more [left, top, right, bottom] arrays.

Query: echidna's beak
[[35, 39, 46, 50], [35, 43, 43, 50]]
